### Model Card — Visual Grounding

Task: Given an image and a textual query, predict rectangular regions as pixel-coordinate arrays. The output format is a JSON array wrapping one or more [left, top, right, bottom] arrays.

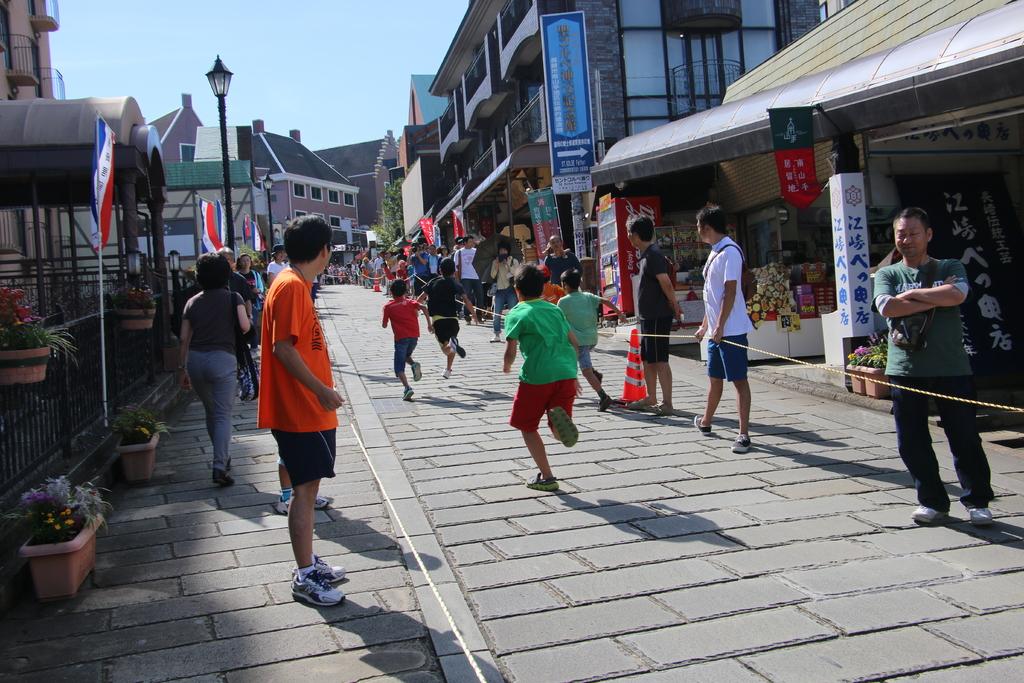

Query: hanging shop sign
[[540, 11, 595, 195], [768, 107, 822, 209], [871, 118, 1020, 155], [895, 174, 1024, 376], [527, 187, 561, 250], [829, 173, 874, 337]]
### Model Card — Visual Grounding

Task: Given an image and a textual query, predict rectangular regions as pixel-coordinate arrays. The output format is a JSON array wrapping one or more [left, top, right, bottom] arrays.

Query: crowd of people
[[175, 206, 996, 608]]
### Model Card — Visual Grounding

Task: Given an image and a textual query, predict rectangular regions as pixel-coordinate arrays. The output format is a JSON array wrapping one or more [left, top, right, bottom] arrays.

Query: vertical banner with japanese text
[[769, 107, 822, 209], [829, 173, 873, 337], [540, 11, 595, 195], [895, 174, 1024, 375], [527, 187, 561, 252]]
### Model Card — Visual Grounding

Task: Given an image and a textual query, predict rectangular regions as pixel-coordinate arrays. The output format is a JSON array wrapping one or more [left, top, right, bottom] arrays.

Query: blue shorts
[[394, 337, 418, 375], [272, 428, 336, 487], [707, 334, 749, 382], [577, 344, 594, 370]]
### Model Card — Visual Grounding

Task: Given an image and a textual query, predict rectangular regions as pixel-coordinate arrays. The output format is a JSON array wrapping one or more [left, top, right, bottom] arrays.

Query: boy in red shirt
[[383, 278, 432, 400]]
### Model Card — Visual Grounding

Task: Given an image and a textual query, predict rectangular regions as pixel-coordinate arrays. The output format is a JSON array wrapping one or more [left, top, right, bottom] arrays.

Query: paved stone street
[[2, 282, 1024, 682]]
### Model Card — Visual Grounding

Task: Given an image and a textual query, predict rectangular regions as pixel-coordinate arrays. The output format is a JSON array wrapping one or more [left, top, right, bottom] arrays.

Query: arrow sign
[[557, 148, 589, 159]]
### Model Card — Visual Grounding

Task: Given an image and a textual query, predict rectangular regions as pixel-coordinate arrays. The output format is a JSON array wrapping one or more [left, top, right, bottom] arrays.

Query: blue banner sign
[[540, 11, 595, 195]]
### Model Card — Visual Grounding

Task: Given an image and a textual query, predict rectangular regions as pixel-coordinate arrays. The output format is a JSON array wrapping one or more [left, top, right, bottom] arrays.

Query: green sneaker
[[526, 474, 559, 492], [411, 361, 422, 382], [403, 386, 414, 401], [547, 407, 579, 448]]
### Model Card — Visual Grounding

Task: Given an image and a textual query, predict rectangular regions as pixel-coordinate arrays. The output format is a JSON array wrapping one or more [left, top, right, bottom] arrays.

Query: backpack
[[705, 243, 756, 302]]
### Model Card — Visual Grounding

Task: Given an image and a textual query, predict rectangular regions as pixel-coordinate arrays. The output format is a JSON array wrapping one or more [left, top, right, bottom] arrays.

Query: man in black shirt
[[219, 247, 255, 319], [627, 215, 682, 416], [418, 258, 476, 379], [543, 235, 581, 285]]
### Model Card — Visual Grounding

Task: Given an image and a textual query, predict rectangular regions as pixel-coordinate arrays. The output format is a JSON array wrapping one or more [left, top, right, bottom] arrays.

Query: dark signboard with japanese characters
[[895, 175, 1024, 375]]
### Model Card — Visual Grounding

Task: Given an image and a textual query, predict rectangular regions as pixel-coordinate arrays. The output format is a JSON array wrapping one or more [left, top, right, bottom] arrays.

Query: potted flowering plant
[[847, 333, 890, 399], [112, 405, 168, 482], [112, 285, 156, 330], [11, 476, 109, 600], [0, 287, 75, 386]]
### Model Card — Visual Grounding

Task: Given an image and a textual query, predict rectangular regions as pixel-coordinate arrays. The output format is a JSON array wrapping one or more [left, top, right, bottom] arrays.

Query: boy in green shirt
[[558, 269, 627, 412], [503, 264, 580, 492]]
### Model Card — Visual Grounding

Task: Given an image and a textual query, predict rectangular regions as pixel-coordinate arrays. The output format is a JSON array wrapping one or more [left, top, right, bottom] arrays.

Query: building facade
[[0, 0, 62, 101], [316, 133, 398, 230]]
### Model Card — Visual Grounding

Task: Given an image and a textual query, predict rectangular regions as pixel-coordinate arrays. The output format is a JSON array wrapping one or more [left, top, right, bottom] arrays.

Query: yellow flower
[[53, 524, 61, 530], [138, 427, 150, 436], [65, 520, 74, 526]]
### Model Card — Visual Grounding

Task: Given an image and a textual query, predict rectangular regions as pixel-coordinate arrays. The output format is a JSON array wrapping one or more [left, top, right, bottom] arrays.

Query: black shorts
[[433, 318, 460, 345], [639, 317, 672, 363], [272, 428, 336, 487]]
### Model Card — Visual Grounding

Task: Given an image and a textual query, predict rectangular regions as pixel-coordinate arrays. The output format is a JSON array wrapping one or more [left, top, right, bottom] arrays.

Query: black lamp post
[[261, 172, 274, 259], [206, 55, 235, 248]]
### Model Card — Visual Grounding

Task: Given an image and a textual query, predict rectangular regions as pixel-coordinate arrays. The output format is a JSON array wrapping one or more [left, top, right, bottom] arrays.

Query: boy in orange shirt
[[258, 216, 347, 607]]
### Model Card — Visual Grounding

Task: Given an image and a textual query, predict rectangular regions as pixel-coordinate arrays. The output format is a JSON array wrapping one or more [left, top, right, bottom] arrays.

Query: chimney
[[252, 119, 265, 134], [181, 93, 192, 109], [289, 129, 301, 143]]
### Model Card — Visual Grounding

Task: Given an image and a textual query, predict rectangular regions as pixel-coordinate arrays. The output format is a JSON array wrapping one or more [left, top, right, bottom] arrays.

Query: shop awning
[[463, 143, 549, 209], [592, 2, 1024, 186]]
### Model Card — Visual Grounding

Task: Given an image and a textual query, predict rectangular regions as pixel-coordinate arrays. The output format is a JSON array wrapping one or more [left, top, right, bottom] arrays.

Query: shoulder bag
[[229, 292, 259, 401], [888, 259, 939, 352], [704, 244, 756, 302]]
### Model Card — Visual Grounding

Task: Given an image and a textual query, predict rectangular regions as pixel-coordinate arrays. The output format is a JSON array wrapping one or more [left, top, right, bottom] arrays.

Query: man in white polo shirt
[[693, 206, 755, 454]]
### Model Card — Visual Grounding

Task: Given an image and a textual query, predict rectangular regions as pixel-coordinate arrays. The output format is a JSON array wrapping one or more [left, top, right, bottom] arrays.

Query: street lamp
[[206, 55, 235, 248], [261, 172, 274, 257], [126, 250, 143, 276], [168, 250, 183, 337]]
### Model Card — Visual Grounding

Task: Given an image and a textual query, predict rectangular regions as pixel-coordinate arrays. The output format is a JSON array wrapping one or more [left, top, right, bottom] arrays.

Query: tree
[[373, 179, 405, 248]]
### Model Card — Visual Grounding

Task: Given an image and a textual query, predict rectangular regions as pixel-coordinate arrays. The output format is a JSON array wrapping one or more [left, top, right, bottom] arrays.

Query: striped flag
[[243, 214, 252, 243], [90, 116, 115, 251], [452, 207, 465, 240], [254, 216, 265, 252], [199, 198, 223, 253], [216, 200, 227, 247]]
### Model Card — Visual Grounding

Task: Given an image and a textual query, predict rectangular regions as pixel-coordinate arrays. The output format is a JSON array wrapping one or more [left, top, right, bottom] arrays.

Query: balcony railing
[[28, 0, 60, 32], [6, 35, 41, 88], [500, 0, 533, 47], [464, 46, 488, 101], [508, 88, 545, 150], [670, 59, 743, 119], [499, 0, 539, 79], [439, 100, 457, 140], [470, 142, 495, 181], [40, 67, 64, 99]]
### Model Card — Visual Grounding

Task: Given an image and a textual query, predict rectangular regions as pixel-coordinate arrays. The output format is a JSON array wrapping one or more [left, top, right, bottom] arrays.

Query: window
[[622, 31, 667, 97], [741, 0, 775, 26], [819, 3, 828, 21], [343, 192, 355, 207], [179, 144, 195, 162], [293, 183, 306, 198], [328, 189, 340, 204], [618, 0, 660, 27], [294, 210, 306, 217], [310, 186, 323, 201], [742, 30, 777, 70], [329, 216, 342, 228]]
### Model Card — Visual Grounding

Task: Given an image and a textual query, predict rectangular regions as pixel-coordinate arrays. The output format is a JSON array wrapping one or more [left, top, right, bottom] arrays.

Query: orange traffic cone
[[373, 279, 381, 293], [620, 327, 647, 403]]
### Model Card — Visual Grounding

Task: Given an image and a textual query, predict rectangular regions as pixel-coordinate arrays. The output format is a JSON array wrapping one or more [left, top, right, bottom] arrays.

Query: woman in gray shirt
[[178, 253, 251, 486]]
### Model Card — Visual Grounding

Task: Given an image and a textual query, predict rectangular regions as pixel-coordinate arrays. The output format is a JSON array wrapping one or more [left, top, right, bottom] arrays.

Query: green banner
[[769, 107, 815, 151]]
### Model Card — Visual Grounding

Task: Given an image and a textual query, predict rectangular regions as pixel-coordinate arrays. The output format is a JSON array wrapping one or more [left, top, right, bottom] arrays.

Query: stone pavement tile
[[931, 541, 1024, 575], [109, 586, 272, 628], [622, 442, 716, 458], [991, 495, 1024, 514], [927, 570, 1024, 613], [95, 543, 174, 569], [99, 516, 169, 536], [956, 516, 1024, 543], [501, 638, 644, 683], [420, 491, 485, 510], [415, 472, 522, 496], [864, 525, 988, 555], [212, 591, 383, 638], [436, 520, 520, 546], [44, 578, 182, 615], [0, 609, 111, 644], [97, 522, 220, 553], [804, 587, 967, 634], [421, 446, 514, 467], [430, 499, 550, 527], [683, 459, 778, 478], [741, 626, 977, 682], [614, 659, 765, 682], [662, 474, 768, 496], [225, 642, 433, 683], [852, 505, 926, 529], [739, 494, 878, 523], [602, 452, 721, 472], [94, 551, 238, 587], [401, 533, 457, 587], [537, 484, 679, 511], [927, 609, 1024, 658], [448, 543, 498, 566], [575, 533, 740, 569], [633, 509, 757, 539], [456, 554, 590, 590], [488, 522, 649, 559], [474, 481, 580, 503], [106, 499, 219, 523], [721, 515, 877, 548], [329, 610, 429, 651], [751, 463, 878, 486], [484, 596, 677, 654], [784, 556, 963, 597], [440, 650, 505, 683], [621, 606, 834, 667], [711, 539, 883, 577], [549, 557, 732, 605], [511, 502, 659, 534], [563, 467, 696, 491], [887, 655, 1024, 682], [649, 488, 785, 515], [109, 624, 337, 683], [409, 459, 520, 482], [0, 662, 105, 682], [0, 617, 211, 675], [471, 583, 565, 620], [654, 576, 808, 621], [767, 478, 878, 499]]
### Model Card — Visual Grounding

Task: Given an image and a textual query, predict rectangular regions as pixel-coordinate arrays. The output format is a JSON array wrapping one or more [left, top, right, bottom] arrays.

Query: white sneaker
[[968, 507, 994, 526], [313, 554, 346, 583], [292, 568, 345, 606], [490, 333, 501, 343], [442, 369, 452, 379], [912, 505, 948, 525]]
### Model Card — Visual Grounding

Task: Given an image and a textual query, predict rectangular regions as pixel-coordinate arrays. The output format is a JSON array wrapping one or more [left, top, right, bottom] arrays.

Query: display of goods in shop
[[803, 262, 827, 283], [812, 283, 837, 315], [746, 262, 793, 327]]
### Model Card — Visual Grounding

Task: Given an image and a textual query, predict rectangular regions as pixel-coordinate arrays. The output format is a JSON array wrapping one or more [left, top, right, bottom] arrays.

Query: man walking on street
[[874, 207, 994, 527], [693, 206, 755, 454], [456, 235, 484, 325], [543, 235, 581, 286], [626, 215, 683, 416], [258, 216, 347, 606]]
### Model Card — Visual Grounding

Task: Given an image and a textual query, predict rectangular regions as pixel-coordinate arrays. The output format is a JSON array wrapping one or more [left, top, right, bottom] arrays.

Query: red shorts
[[510, 379, 576, 433]]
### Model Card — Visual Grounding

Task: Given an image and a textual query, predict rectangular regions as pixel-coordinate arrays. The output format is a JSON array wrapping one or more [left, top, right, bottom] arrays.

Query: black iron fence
[[670, 59, 743, 119], [40, 67, 64, 100], [500, 0, 533, 47], [509, 89, 545, 150], [7, 35, 41, 87], [439, 100, 457, 141]]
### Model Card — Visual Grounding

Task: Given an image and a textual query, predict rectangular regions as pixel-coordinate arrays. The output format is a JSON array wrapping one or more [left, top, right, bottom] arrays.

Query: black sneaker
[[212, 469, 234, 487], [693, 415, 711, 434], [732, 435, 752, 454], [598, 393, 613, 412], [452, 338, 467, 358]]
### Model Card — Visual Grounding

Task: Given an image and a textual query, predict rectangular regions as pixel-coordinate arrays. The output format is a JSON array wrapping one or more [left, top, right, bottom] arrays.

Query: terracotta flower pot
[[846, 365, 867, 395], [860, 366, 891, 399], [18, 520, 99, 601], [117, 433, 160, 482], [0, 347, 51, 385], [115, 307, 156, 330]]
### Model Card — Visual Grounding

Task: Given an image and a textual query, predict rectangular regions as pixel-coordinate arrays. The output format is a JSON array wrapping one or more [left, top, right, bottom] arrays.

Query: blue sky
[[51, 1, 466, 150]]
